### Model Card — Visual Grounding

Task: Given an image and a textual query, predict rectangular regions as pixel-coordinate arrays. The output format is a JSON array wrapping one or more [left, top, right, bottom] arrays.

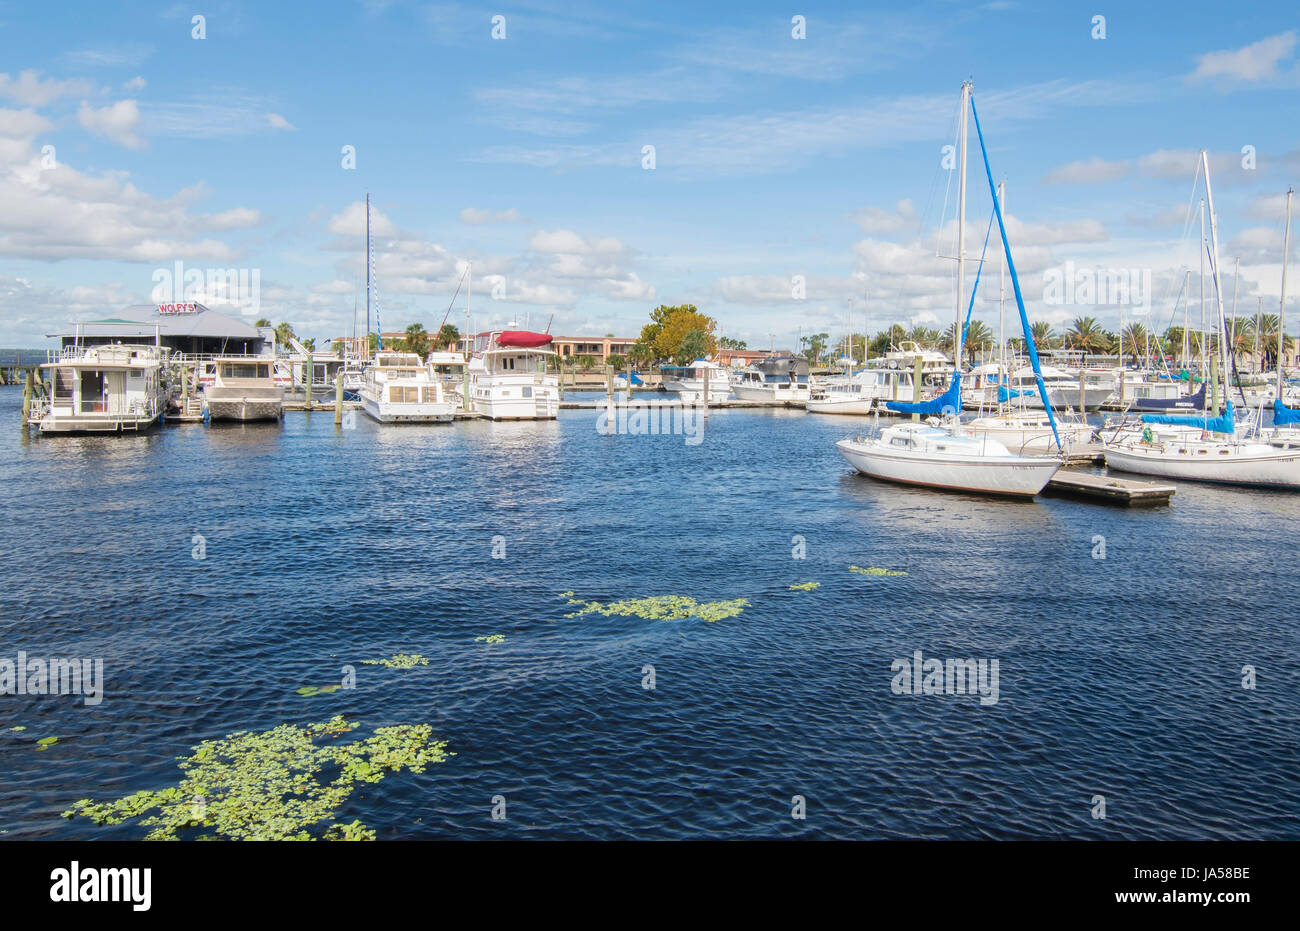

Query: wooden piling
[[912, 356, 923, 421], [22, 368, 33, 425], [304, 357, 314, 411], [334, 372, 344, 425]]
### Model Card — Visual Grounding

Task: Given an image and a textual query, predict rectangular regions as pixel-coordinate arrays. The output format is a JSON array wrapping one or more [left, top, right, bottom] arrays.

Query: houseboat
[[731, 355, 810, 404], [202, 356, 285, 422], [661, 359, 732, 402], [28, 344, 169, 434]]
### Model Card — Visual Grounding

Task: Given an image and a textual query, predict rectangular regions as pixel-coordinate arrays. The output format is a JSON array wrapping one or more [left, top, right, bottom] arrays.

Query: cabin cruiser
[[426, 350, 469, 410], [202, 356, 284, 422], [359, 350, 456, 423], [28, 344, 169, 433], [730, 355, 810, 404], [806, 366, 921, 415], [466, 330, 559, 420], [964, 364, 1109, 411], [661, 359, 732, 402], [963, 411, 1095, 455]]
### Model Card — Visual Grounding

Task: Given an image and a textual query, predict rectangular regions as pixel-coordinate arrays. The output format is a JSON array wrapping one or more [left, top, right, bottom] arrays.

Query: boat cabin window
[[53, 370, 75, 400], [221, 363, 270, 379]]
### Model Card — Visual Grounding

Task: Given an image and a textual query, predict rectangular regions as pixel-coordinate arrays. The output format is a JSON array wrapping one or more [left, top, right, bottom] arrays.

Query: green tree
[[274, 322, 296, 347], [404, 323, 430, 358], [435, 323, 461, 351], [607, 353, 626, 370], [628, 340, 656, 367], [675, 329, 710, 365], [255, 318, 271, 327], [1029, 321, 1056, 351], [576, 354, 598, 371], [964, 320, 995, 364], [799, 332, 830, 365], [637, 304, 718, 362], [1065, 316, 1107, 354], [718, 336, 748, 350]]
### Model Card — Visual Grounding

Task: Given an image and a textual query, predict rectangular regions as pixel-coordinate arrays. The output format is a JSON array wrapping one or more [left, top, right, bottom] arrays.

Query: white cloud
[[77, 99, 144, 149], [123, 76, 147, 91], [0, 70, 95, 107], [853, 199, 919, 235], [326, 200, 399, 238], [460, 207, 523, 225], [1191, 31, 1297, 83], [266, 112, 295, 131], [530, 229, 622, 255], [1042, 157, 1131, 185]]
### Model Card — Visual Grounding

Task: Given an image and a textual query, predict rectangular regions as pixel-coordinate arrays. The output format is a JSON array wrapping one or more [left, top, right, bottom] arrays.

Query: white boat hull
[[1103, 442, 1300, 487], [359, 391, 455, 423], [731, 383, 810, 404], [806, 396, 876, 415], [836, 438, 1062, 497]]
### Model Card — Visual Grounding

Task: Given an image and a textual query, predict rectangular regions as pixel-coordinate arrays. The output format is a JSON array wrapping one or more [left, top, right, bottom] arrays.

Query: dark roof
[[49, 303, 263, 340]]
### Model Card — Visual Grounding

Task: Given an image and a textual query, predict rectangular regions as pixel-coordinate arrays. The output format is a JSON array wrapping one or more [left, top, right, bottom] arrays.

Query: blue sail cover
[[1143, 401, 1236, 434], [970, 98, 1063, 452], [1273, 399, 1300, 425], [998, 385, 1036, 402], [886, 371, 962, 415]]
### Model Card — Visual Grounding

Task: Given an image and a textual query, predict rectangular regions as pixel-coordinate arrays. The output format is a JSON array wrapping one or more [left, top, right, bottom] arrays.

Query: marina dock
[[1044, 468, 1176, 506]]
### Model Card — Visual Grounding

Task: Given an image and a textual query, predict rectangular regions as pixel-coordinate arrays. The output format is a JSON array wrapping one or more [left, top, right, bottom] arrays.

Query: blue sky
[[0, 0, 1297, 349]]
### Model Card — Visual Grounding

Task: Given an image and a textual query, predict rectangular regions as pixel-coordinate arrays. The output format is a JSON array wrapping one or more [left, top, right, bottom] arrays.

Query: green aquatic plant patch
[[789, 581, 820, 591], [63, 716, 450, 841], [474, 635, 506, 644], [848, 565, 907, 577], [361, 654, 429, 669], [563, 594, 749, 623]]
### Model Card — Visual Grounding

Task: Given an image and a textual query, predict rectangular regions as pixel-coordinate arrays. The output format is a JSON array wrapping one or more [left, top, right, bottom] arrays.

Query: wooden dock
[[1044, 468, 1175, 507]]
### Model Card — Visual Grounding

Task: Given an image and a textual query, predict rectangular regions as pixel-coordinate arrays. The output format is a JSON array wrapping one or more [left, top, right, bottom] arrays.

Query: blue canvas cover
[[1143, 401, 1236, 434]]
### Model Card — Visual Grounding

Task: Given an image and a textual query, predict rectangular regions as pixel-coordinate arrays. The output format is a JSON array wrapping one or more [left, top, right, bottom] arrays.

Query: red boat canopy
[[496, 330, 553, 348]]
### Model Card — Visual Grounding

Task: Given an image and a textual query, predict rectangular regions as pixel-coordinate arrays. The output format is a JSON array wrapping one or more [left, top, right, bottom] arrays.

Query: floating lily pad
[[296, 685, 342, 697], [474, 635, 506, 644], [62, 716, 451, 841], [360, 654, 428, 669], [9, 726, 26, 732], [848, 565, 907, 577], [789, 581, 820, 591], [563, 594, 749, 623], [35, 736, 58, 750]]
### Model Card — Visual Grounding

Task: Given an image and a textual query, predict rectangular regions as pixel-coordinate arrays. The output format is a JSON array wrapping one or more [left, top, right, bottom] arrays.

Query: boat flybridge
[[806, 365, 921, 415], [661, 359, 732, 402], [359, 350, 456, 423], [1101, 154, 1300, 489], [835, 81, 1065, 498], [29, 343, 169, 434], [731, 355, 810, 404], [202, 356, 284, 422], [426, 350, 469, 410], [467, 330, 559, 420]]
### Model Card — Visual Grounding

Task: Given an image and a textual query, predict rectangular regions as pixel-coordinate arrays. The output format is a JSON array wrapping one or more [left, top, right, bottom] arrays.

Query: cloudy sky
[[0, 0, 1297, 348]]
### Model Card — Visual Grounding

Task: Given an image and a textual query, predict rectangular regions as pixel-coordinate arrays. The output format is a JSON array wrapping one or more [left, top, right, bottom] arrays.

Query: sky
[[0, 0, 1298, 350]]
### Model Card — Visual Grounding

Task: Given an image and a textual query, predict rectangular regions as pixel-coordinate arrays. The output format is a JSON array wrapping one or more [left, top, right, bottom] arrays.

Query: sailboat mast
[[956, 81, 971, 369], [1200, 150, 1230, 403], [365, 192, 372, 360], [1199, 199, 1206, 375], [1279, 188, 1292, 397], [997, 179, 1006, 389]]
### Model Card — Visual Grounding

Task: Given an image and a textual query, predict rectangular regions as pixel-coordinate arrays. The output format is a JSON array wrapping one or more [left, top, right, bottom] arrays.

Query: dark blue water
[[1, 386, 1296, 840]]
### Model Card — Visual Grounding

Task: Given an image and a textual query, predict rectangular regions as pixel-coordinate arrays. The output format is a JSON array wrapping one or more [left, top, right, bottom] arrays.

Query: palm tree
[[1065, 316, 1107, 355], [404, 323, 430, 358], [1029, 321, 1055, 351], [964, 320, 995, 364], [1120, 322, 1149, 366], [1254, 313, 1294, 370], [274, 322, 296, 348]]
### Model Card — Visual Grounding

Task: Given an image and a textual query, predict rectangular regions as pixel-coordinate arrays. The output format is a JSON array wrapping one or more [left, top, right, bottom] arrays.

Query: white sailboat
[[836, 82, 1065, 498], [1102, 154, 1300, 488]]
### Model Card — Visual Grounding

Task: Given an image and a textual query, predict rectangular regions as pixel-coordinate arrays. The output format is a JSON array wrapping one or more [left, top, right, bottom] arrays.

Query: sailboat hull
[[1103, 442, 1300, 487], [836, 438, 1061, 497]]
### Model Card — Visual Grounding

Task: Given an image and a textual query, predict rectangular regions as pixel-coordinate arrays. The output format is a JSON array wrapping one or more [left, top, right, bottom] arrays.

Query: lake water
[[1, 386, 1296, 839]]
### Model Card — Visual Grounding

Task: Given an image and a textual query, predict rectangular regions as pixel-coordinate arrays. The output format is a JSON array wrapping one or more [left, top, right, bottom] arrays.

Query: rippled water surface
[[1, 387, 1297, 840]]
